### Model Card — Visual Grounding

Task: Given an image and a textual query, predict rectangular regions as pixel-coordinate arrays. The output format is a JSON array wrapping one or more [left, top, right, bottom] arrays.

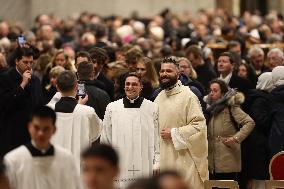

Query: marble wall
[[1, 0, 283, 29], [0, 0, 214, 28]]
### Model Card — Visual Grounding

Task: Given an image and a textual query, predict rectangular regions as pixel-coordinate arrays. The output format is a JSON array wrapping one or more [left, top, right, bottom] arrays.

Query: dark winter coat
[[269, 85, 284, 157], [0, 68, 43, 157], [246, 89, 272, 179]]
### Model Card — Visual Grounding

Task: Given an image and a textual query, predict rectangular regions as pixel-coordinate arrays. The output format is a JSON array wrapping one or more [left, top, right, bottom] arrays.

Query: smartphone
[[18, 36, 26, 47], [77, 83, 86, 98]]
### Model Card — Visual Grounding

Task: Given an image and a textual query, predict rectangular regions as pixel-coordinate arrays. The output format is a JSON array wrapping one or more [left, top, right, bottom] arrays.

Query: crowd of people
[[1, 7, 284, 189]]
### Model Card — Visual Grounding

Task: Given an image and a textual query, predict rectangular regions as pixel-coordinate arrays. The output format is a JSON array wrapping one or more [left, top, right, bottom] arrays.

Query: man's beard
[[159, 75, 178, 89]]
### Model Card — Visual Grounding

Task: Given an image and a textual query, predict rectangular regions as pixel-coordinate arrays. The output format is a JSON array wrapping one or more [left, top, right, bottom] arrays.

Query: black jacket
[[97, 72, 114, 101], [269, 85, 284, 156], [246, 89, 272, 179], [229, 73, 255, 112], [195, 59, 217, 90], [229, 74, 254, 95], [84, 80, 111, 119], [0, 68, 43, 157]]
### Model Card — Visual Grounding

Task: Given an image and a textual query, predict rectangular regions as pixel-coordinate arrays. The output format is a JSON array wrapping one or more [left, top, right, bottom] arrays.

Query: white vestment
[[51, 104, 102, 171], [4, 145, 82, 189], [155, 81, 208, 189], [101, 98, 159, 189]]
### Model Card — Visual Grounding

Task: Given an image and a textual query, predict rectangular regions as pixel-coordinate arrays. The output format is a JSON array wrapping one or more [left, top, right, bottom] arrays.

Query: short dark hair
[[77, 61, 93, 80], [15, 47, 34, 61], [81, 144, 119, 167], [89, 47, 108, 65], [31, 105, 57, 125], [209, 79, 229, 94], [162, 56, 179, 69], [160, 45, 173, 57], [219, 52, 235, 64], [125, 72, 142, 83], [185, 45, 203, 59], [95, 24, 107, 39], [228, 40, 240, 50], [56, 70, 77, 93], [75, 51, 91, 64]]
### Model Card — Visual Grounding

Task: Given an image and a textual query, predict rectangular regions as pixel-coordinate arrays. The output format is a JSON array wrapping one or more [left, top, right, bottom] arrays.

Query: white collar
[[219, 72, 232, 84], [126, 96, 140, 103], [31, 140, 50, 154]]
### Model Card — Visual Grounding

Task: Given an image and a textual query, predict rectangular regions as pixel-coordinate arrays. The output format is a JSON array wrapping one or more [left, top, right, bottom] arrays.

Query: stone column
[[216, 0, 233, 14]]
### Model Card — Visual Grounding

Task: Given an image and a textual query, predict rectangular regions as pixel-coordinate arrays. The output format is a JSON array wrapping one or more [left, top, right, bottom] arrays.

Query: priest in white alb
[[101, 73, 159, 189], [4, 106, 82, 189], [47, 71, 102, 171]]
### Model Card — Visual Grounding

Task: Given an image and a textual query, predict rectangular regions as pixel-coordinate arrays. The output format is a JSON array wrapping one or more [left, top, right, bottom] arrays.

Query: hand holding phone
[[77, 83, 86, 98], [78, 94, 88, 105], [18, 36, 26, 47]]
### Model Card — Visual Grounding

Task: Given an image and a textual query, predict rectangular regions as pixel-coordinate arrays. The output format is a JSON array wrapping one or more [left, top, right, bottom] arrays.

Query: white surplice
[[101, 98, 159, 189], [51, 104, 102, 171], [4, 145, 82, 189]]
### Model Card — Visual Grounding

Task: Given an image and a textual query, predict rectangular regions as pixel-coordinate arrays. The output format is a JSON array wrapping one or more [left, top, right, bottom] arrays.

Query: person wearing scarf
[[205, 79, 255, 184]]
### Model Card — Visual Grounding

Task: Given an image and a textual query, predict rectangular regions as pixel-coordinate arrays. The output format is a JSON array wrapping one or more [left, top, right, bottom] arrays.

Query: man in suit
[[217, 52, 254, 95], [0, 46, 43, 157]]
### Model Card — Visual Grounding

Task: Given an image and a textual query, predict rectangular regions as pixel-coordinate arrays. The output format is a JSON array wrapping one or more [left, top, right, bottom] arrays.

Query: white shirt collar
[[219, 72, 232, 84]]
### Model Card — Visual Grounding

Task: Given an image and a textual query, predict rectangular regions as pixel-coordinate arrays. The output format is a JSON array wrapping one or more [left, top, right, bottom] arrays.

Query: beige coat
[[207, 93, 255, 173], [155, 81, 208, 189]]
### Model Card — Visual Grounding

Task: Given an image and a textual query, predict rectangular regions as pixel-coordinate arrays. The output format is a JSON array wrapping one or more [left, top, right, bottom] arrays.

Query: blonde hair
[[49, 66, 65, 79], [177, 57, 197, 79], [48, 49, 74, 71], [140, 57, 159, 88], [46, 66, 65, 90], [107, 61, 129, 80]]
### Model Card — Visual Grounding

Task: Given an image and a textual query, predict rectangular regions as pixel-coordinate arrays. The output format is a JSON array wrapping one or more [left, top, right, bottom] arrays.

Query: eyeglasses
[[268, 56, 283, 62], [179, 65, 189, 69]]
